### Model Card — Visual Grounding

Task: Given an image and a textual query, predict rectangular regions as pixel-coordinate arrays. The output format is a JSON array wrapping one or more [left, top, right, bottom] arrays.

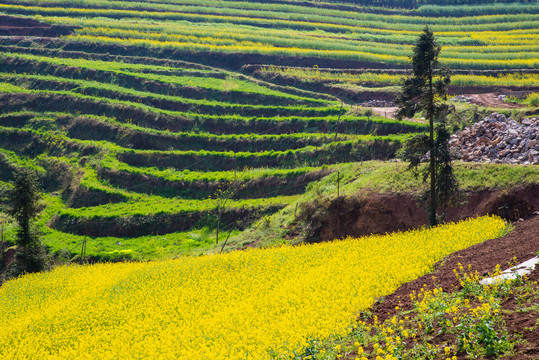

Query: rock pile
[[362, 99, 394, 107], [450, 113, 539, 165], [450, 95, 472, 103]]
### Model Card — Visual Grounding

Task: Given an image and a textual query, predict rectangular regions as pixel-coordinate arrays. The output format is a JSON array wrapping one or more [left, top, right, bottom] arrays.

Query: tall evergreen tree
[[396, 26, 458, 226]]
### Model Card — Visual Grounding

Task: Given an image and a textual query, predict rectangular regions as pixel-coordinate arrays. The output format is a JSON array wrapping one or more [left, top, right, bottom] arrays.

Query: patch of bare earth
[[466, 93, 522, 109], [370, 107, 399, 119], [319, 184, 539, 242]]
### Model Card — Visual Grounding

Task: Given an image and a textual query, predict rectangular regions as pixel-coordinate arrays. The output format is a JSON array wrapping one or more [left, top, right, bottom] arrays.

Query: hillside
[[0, 0, 538, 262], [0, 216, 509, 359], [1, 1, 539, 359]]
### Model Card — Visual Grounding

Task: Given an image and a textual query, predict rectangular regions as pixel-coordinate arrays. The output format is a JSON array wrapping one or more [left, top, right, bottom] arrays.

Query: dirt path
[[370, 107, 398, 119], [370, 92, 523, 118], [466, 92, 522, 109]]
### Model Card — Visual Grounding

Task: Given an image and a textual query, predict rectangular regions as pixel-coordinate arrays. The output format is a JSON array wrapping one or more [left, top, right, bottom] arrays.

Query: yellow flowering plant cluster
[[0, 216, 505, 359], [324, 262, 527, 360], [259, 67, 539, 88], [1, 2, 537, 70]]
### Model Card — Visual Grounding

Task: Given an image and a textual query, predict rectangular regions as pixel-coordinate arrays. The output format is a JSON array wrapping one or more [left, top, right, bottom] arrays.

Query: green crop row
[[10, 0, 537, 26], [65, 116, 357, 152], [0, 85, 344, 128], [30, 195, 235, 259], [65, 33, 539, 70], [57, 194, 297, 219], [0, 149, 46, 183], [100, 155, 331, 184], [0, 122, 403, 172], [0, 118, 403, 199], [13, 0, 535, 18], [5, 125, 400, 172], [117, 136, 405, 171], [0, 110, 362, 153], [51, 194, 296, 237], [0, 41, 335, 101], [61, 17, 537, 52], [4, 4, 535, 32], [0, 73, 338, 118], [65, 166, 133, 208], [41, 224, 233, 261], [0, 110, 397, 160], [0, 125, 99, 159], [0, 93, 427, 135], [0, 52, 331, 106], [417, 3, 539, 16], [0, 149, 77, 193], [98, 158, 332, 199], [42, 8, 539, 41]]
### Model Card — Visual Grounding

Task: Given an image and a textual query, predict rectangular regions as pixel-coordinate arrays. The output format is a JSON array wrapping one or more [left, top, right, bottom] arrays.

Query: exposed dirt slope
[[0, 15, 78, 37], [319, 184, 539, 242]]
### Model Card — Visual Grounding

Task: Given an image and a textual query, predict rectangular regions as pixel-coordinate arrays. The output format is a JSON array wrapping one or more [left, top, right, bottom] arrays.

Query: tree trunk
[[216, 211, 221, 244], [428, 68, 437, 226]]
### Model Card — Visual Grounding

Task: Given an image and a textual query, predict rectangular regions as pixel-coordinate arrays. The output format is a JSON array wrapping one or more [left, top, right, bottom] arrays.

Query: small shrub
[[93, 249, 135, 262], [525, 92, 539, 107]]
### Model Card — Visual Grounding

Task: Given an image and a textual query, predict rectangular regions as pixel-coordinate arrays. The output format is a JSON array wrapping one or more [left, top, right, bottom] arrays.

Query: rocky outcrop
[[450, 113, 539, 165]]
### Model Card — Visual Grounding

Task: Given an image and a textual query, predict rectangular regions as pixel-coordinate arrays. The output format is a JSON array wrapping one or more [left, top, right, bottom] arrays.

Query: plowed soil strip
[[372, 215, 539, 323]]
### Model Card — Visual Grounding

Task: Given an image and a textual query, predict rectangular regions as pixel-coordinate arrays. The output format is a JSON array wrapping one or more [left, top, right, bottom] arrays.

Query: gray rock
[[450, 114, 539, 165]]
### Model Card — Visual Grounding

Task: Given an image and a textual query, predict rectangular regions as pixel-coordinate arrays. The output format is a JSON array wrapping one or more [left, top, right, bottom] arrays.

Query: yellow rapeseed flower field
[[0, 216, 505, 359]]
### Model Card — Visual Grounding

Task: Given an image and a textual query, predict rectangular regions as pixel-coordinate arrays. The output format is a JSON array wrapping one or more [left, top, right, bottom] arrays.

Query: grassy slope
[[0, 12, 422, 260], [227, 161, 539, 251], [0, 0, 537, 262]]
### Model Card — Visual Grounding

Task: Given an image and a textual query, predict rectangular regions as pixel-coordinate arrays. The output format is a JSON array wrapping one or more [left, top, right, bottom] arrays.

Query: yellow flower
[[0, 216, 505, 359]]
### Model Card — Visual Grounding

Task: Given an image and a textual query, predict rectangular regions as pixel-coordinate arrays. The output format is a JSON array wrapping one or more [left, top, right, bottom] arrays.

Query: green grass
[[12, 195, 236, 260], [57, 194, 298, 219], [259, 66, 539, 88], [99, 156, 331, 185], [298, 161, 539, 200], [0, 72, 331, 111], [229, 161, 539, 249]]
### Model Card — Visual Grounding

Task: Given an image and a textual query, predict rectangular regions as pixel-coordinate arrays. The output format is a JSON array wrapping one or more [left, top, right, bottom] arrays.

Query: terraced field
[[0, 0, 537, 260], [1, 1, 538, 69], [0, 63, 417, 258]]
